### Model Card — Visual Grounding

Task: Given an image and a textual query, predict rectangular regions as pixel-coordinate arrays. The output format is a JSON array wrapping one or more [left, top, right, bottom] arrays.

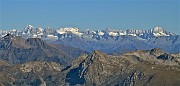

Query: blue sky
[[0, 0, 179, 34]]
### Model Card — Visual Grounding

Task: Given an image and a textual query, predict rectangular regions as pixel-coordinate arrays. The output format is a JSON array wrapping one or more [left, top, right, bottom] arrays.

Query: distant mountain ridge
[[0, 25, 179, 54], [0, 25, 176, 38]]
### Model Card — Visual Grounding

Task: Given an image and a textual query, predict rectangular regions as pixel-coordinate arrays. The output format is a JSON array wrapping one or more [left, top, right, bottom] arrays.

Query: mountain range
[[0, 25, 180, 54], [0, 30, 179, 85]]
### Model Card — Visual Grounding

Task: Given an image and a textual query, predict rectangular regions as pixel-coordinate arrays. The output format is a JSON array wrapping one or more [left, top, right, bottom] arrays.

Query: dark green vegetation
[[0, 35, 180, 86]]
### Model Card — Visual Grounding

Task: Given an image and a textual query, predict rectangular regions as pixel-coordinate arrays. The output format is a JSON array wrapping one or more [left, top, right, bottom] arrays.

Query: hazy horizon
[[0, 0, 179, 34]]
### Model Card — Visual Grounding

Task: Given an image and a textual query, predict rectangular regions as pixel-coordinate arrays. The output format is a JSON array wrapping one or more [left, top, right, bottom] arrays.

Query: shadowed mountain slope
[[0, 34, 72, 65]]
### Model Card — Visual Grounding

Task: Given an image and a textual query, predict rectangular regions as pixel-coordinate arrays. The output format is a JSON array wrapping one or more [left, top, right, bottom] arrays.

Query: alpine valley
[[0, 25, 180, 86]]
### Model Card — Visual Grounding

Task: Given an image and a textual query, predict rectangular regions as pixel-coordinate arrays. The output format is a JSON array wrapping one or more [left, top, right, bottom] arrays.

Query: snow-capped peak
[[152, 27, 164, 33], [25, 25, 34, 29], [56, 27, 83, 36], [108, 31, 118, 36], [151, 27, 170, 36], [98, 31, 104, 36], [23, 25, 34, 34]]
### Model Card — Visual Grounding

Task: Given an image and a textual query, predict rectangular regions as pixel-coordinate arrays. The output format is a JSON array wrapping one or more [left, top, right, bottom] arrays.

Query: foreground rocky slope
[[67, 49, 180, 86], [0, 49, 180, 86], [0, 61, 67, 86]]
